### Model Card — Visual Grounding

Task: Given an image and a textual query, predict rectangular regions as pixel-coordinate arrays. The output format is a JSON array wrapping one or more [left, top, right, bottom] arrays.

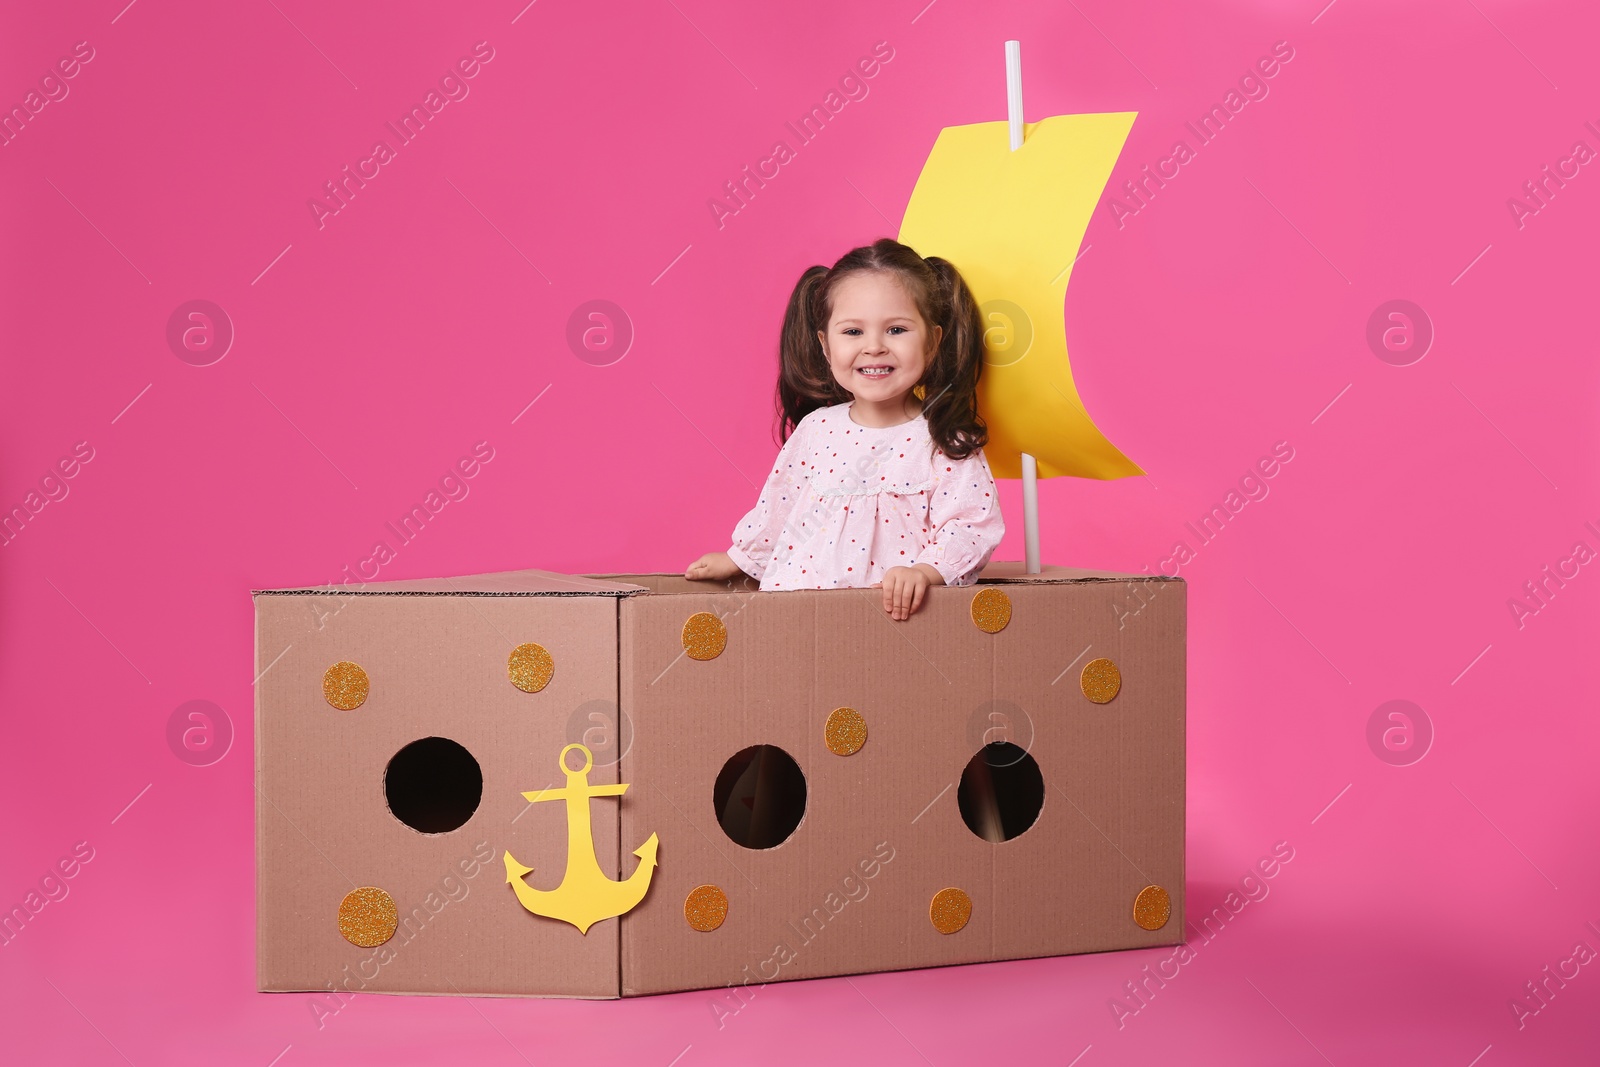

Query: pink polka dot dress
[[727, 401, 1006, 590]]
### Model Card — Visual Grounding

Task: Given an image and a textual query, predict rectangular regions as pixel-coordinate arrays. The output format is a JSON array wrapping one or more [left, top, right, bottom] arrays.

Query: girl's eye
[[888, 326, 907, 334]]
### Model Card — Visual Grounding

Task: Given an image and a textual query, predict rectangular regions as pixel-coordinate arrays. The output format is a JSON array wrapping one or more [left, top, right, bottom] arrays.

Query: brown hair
[[775, 237, 988, 459]]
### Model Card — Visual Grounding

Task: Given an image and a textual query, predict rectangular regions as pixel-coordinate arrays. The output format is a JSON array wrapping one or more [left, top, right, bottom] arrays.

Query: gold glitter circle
[[1133, 884, 1171, 931], [1081, 657, 1122, 703], [929, 887, 973, 934], [681, 612, 728, 661], [684, 884, 729, 932], [824, 707, 868, 756], [969, 588, 1012, 634], [337, 886, 398, 947], [507, 642, 555, 693], [322, 661, 369, 710]]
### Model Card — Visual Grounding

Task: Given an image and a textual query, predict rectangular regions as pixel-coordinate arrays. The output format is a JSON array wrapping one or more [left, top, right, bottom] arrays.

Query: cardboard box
[[254, 562, 1185, 997]]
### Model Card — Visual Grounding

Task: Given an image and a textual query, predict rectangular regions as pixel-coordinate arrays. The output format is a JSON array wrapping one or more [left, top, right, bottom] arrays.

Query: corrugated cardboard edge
[[250, 589, 646, 598], [255, 989, 621, 999], [251, 566, 649, 597]]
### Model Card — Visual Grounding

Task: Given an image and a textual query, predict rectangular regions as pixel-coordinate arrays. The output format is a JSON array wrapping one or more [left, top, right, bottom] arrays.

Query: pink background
[[4, 0, 1598, 1063]]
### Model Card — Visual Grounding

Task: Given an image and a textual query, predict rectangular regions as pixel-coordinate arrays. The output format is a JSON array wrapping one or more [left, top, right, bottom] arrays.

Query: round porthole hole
[[714, 744, 806, 849], [957, 742, 1044, 842], [384, 736, 483, 834]]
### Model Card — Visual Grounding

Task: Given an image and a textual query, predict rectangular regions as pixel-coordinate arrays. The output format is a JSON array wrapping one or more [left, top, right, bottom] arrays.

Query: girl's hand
[[876, 563, 944, 620], [686, 551, 743, 582]]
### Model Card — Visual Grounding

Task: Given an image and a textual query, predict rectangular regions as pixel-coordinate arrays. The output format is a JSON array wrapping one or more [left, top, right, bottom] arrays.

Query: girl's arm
[[908, 447, 1006, 586], [724, 416, 815, 581]]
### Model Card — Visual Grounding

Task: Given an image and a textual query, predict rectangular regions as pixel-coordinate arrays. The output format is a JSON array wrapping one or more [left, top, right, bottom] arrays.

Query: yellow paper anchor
[[503, 743, 659, 934]]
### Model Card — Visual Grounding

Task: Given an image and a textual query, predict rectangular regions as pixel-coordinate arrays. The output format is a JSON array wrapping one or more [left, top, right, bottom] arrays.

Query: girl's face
[[817, 271, 942, 408]]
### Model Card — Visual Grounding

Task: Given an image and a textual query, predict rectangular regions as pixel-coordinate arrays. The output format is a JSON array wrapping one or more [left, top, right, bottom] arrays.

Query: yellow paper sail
[[899, 113, 1143, 481]]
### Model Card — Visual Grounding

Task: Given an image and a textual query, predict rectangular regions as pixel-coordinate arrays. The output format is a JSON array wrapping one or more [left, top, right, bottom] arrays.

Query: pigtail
[[920, 256, 989, 459], [775, 265, 850, 444]]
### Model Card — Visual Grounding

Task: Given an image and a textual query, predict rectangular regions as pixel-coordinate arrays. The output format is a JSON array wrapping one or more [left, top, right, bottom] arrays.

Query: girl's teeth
[[859, 368, 891, 377]]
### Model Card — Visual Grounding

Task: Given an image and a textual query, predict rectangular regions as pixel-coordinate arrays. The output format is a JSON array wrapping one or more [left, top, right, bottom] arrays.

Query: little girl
[[687, 238, 1004, 621]]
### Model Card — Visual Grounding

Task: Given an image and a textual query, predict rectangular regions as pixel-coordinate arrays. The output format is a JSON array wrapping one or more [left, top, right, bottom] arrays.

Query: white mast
[[1005, 40, 1042, 575]]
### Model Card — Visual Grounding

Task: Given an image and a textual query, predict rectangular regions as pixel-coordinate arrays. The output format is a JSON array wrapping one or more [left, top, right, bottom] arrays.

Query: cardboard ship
[[256, 52, 1176, 997], [253, 561, 1185, 997]]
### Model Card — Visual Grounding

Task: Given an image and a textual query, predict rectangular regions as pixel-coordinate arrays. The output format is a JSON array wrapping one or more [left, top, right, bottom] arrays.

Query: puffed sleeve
[[727, 415, 816, 582], [910, 446, 1005, 586]]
